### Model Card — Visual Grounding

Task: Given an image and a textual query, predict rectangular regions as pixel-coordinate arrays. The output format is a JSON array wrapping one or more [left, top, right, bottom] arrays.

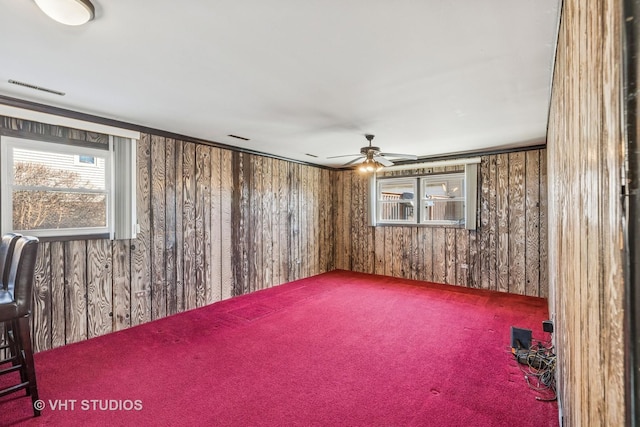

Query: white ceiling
[[0, 1, 560, 168]]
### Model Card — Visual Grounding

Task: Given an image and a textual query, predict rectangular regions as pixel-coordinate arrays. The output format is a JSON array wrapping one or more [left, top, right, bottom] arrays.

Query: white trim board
[[381, 157, 482, 172], [0, 104, 140, 140]]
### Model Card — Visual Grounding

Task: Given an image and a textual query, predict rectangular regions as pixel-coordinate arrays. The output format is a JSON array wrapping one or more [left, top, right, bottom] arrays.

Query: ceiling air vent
[[8, 79, 65, 96], [227, 134, 250, 141]]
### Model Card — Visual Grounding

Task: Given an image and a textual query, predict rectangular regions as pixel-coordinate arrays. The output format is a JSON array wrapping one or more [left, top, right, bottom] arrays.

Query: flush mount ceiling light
[[35, 0, 95, 26]]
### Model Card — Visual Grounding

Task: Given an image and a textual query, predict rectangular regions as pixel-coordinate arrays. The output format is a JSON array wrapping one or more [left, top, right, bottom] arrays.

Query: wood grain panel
[[194, 145, 211, 307], [112, 240, 131, 331], [391, 227, 403, 277], [220, 149, 234, 299], [50, 241, 65, 349], [468, 229, 480, 288], [495, 153, 510, 293], [508, 152, 526, 295], [547, 0, 625, 424], [32, 242, 51, 352], [270, 159, 281, 285], [351, 172, 363, 272], [301, 163, 310, 275], [432, 228, 446, 284], [539, 152, 548, 298], [374, 226, 385, 275], [401, 227, 412, 278], [304, 166, 313, 276], [488, 155, 498, 291], [328, 170, 337, 272], [334, 171, 345, 270], [288, 163, 300, 281], [165, 138, 178, 315], [210, 147, 222, 302], [584, 9, 604, 417], [525, 150, 540, 297], [422, 227, 433, 282], [237, 152, 252, 294], [445, 228, 457, 285], [318, 169, 328, 273], [131, 133, 151, 325], [174, 140, 185, 311], [409, 228, 418, 280], [182, 142, 197, 309], [64, 240, 87, 344], [456, 229, 469, 287], [86, 239, 112, 338], [278, 160, 290, 284], [204, 147, 214, 306], [201, 146, 212, 303], [262, 157, 273, 288], [316, 168, 323, 274], [253, 155, 264, 290], [342, 172, 352, 271], [151, 135, 167, 319], [479, 157, 491, 290], [383, 226, 393, 277]]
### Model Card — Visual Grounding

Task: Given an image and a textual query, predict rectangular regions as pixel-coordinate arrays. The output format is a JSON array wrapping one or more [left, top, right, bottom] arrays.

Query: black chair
[[0, 233, 21, 288], [0, 234, 22, 382], [0, 235, 40, 417]]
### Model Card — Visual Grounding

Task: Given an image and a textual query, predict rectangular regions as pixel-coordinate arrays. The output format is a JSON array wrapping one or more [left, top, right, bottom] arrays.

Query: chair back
[[0, 233, 21, 291], [5, 236, 39, 317]]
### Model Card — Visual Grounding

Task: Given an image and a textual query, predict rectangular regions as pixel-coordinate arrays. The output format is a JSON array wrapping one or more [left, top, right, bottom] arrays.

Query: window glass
[[421, 174, 465, 224], [377, 179, 416, 223], [77, 154, 96, 165], [375, 170, 472, 227], [2, 137, 111, 238]]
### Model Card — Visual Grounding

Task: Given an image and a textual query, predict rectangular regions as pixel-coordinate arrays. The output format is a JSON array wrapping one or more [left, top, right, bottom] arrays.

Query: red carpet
[[1, 270, 558, 426]]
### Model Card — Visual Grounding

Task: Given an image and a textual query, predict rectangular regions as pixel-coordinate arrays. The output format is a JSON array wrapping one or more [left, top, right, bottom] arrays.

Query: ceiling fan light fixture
[[35, 0, 95, 26], [358, 158, 384, 173]]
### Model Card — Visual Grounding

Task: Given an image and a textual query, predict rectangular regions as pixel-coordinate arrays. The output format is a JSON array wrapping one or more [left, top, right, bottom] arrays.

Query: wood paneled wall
[[0, 117, 334, 353], [334, 149, 548, 298], [546, 0, 626, 425], [2, 115, 549, 361]]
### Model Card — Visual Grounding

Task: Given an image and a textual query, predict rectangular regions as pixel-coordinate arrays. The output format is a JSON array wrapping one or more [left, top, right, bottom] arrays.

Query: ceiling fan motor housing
[[361, 146, 381, 155]]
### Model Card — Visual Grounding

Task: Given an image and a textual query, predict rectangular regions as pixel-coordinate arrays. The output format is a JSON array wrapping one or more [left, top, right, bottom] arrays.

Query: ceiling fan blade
[[343, 156, 365, 166], [379, 153, 418, 160], [374, 156, 394, 167], [327, 153, 362, 159]]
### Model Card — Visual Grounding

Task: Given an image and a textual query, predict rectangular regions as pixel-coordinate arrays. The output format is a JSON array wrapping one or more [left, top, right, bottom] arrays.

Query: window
[[76, 154, 96, 165], [1, 135, 137, 239], [372, 164, 478, 229], [420, 173, 465, 225], [377, 179, 417, 223]]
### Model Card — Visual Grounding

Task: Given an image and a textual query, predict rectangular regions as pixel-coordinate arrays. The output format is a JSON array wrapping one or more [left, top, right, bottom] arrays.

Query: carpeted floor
[[1, 270, 558, 426]]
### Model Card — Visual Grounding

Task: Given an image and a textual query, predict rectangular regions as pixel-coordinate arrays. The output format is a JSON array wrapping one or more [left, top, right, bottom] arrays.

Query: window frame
[[376, 178, 418, 224], [1, 136, 113, 239], [419, 172, 466, 226], [370, 163, 478, 230]]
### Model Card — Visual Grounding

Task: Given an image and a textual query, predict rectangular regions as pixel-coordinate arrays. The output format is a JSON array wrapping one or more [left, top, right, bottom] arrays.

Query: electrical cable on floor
[[512, 337, 557, 401]]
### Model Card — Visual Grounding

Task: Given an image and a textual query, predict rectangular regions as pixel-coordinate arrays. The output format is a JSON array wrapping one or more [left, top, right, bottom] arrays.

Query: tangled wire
[[514, 342, 556, 401]]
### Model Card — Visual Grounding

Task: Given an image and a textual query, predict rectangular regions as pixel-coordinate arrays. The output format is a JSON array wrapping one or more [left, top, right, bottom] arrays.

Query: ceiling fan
[[327, 134, 418, 172]]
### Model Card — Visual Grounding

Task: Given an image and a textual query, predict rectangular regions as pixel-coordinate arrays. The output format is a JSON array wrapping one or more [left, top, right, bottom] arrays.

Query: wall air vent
[[227, 134, 250, 141], [8, 79, 65, 96]]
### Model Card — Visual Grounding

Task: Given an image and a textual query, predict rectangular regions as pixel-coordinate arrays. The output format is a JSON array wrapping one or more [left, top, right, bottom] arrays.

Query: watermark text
[[34, 399, 143, 411]]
